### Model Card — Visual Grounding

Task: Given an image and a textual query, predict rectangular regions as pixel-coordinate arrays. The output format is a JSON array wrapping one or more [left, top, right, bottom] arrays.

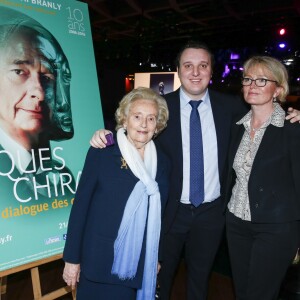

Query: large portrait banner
[[0, 0, 104, 271]]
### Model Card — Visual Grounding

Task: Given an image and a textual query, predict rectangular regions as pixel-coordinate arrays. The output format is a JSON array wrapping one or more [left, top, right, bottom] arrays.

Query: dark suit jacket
[[63, 143, 170, 289], [224, 118, 300, 223], [155, 88, 247, 232]]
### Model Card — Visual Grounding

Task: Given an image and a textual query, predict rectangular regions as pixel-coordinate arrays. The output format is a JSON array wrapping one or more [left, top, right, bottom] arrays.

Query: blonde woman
[[225, 56, 300, 300]]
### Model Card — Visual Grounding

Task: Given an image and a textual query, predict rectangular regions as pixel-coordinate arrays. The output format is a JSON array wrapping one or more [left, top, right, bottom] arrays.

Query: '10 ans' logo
[[66, 7, 85, 36]]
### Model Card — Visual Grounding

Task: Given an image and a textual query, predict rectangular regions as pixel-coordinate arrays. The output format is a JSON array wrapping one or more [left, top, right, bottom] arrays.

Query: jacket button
[[259, 187, 263, 192], [255, 203, 259, 208]]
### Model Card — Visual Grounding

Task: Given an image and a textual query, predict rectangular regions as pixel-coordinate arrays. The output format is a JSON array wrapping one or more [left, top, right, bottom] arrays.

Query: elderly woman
[[63, 87, 170, 299], [224, 56, 300, 300]]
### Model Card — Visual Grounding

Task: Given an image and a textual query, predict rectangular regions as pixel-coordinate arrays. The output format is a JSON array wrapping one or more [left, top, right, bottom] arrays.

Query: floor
[[169, 261, 300, 300], [1, 258, 300, 299]]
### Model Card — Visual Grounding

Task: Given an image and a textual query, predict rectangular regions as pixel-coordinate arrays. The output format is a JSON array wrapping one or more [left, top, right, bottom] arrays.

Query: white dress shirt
[[180, 88, 220, 204]]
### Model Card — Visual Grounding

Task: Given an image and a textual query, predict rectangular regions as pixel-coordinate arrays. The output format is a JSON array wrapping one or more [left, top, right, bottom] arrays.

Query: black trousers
[[226, 210, 299, 300], [159, 199, 225, 300]]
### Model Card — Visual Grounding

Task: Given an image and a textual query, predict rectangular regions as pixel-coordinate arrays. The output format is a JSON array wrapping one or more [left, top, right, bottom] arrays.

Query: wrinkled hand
[[89, 129, 111, 148], [63, 262, 80, 289], [286, 107, 300, 123]]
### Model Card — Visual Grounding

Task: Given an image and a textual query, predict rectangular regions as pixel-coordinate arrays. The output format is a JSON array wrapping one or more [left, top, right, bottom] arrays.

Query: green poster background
[[0, 0, 104, 271]]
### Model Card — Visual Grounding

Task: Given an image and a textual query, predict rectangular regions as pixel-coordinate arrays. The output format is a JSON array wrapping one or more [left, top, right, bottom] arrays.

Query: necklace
[[250, 116, 271, 132], [250, 106, 274, 133], [251, 126, 260, 132], [250, 120, 262, 132]]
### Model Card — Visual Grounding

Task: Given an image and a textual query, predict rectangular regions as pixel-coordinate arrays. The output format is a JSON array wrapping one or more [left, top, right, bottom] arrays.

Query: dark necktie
[[189, 100, 205, 207]]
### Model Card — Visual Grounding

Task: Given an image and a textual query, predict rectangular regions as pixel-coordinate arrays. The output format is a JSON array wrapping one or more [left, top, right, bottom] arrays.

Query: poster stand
[[0, 254, 76, 300]]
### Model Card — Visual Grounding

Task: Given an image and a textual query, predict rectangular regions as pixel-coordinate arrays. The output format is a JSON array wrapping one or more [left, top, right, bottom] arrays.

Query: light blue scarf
[[111, 128, 161, 300]]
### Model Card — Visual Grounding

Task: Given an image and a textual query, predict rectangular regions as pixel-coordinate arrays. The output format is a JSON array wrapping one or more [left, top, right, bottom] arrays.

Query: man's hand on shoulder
[[286, 107, 300, 123], [90, 129, 112, 148]]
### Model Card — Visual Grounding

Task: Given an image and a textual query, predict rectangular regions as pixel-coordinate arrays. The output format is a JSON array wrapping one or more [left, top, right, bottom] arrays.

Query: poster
[[0, 0, 103, 271]]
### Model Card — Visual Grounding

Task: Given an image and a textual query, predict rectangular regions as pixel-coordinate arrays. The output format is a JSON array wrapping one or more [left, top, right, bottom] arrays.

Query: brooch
[[120, 157, 128, 169]]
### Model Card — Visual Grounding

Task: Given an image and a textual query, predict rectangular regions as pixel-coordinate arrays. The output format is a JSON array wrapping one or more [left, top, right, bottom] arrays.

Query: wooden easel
[[0, 254, 76, 300]]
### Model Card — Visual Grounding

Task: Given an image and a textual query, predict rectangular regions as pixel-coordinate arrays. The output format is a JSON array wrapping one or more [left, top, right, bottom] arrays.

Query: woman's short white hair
[[115, 87, 169, 135]]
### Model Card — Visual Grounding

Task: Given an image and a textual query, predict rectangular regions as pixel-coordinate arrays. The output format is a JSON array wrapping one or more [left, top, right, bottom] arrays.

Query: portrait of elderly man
[[0, 7, 75, 202]]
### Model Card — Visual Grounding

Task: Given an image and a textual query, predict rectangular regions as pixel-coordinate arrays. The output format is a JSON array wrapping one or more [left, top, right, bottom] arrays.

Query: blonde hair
[[243, 56, 289, 102], [115, 87, 169, 135]]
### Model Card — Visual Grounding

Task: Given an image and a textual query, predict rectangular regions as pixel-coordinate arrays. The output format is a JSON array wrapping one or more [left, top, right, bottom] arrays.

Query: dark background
[[81, 0, 300, 127]]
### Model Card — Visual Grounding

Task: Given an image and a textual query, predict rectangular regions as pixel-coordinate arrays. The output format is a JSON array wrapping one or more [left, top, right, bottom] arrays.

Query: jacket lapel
[[209, 90, 233, 176], [228, 123, 245, 169], [111, 142, 137, 180], [251, 125, 281, 172]]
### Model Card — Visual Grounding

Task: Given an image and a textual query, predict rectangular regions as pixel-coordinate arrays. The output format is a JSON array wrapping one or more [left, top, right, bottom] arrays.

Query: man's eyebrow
[[182, 60, 209, 64]]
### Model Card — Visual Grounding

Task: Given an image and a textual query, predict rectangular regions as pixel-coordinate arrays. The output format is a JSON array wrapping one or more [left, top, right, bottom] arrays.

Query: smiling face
[[0, 30, 56, 146], [243, 65, 282, 108], [177, 48, 212, 100], [123, 99, 158, 152]]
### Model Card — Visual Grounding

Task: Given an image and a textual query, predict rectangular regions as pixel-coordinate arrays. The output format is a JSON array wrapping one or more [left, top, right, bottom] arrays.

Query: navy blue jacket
[[63, 143, 170, 288]]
